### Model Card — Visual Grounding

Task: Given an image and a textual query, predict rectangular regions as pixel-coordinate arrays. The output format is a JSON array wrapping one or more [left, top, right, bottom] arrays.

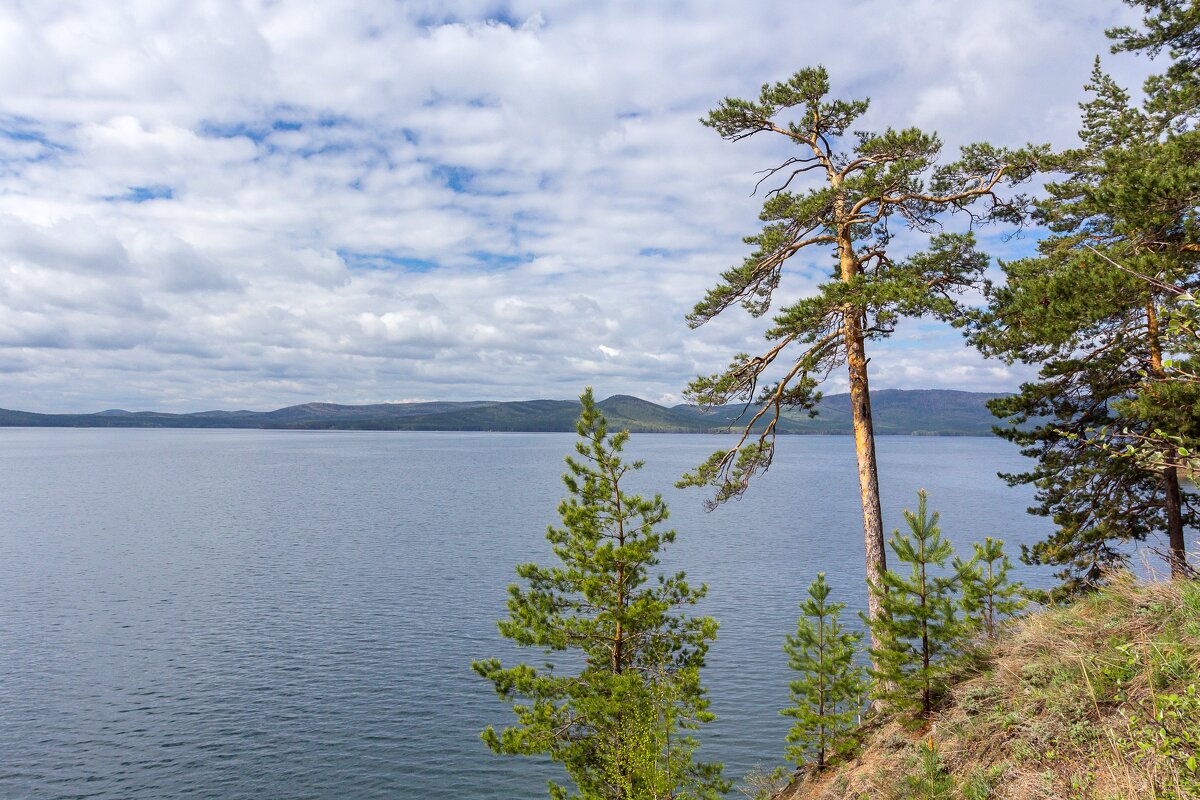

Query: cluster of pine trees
[[472, 392, 1026, 797], [473, 2, 1197, 797], [781, 491, 1026, 773]]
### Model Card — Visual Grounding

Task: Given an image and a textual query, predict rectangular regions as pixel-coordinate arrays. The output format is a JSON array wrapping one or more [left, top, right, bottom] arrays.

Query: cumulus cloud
[[0, 0, 1150, 411]]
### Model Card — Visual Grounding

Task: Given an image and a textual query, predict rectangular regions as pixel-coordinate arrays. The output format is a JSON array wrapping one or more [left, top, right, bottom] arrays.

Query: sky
[[0, 0, 1159, 412]]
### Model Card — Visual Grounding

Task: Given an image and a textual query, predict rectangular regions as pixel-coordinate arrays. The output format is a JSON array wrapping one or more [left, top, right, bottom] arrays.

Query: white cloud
[[0, 0, 1151, 411]]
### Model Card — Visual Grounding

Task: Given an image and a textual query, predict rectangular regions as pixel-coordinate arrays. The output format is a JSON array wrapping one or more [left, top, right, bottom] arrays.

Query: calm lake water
[[0, 429, 1062, 798]]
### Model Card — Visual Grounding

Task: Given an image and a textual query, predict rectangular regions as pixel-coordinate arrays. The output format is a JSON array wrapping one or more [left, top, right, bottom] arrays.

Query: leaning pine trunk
[[845, 314, 887, 637], [835, 200, 888, 656]]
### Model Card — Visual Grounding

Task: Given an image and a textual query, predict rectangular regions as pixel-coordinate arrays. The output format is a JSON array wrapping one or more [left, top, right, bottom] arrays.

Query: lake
[[0, 429, 1058, 798]]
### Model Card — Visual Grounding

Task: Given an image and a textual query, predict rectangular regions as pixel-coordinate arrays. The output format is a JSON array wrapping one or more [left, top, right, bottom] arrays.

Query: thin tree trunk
[[834, 206, 886, 654], [1164, 467, 1187, 578], [845, 315, 887, 634], [818, 619, 827, 768], [919, 541, 930, 717], [1147, 301, 1188, 578]]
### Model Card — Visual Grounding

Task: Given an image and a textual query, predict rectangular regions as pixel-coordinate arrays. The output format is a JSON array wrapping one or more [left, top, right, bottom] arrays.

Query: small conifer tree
[[868, 491, 964, 718], [955, 537, 1027, 638], [781, 573, 866, 769], [903, 738, 955, 800], [473, 389, 727, 800]]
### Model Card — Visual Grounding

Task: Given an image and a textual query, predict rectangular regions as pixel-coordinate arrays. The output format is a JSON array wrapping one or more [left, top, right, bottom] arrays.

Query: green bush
[[1124, 683, 1200, 800]]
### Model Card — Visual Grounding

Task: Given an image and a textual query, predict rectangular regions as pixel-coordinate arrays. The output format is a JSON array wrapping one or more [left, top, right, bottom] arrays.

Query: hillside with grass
[[764, 576, 1200, 800]]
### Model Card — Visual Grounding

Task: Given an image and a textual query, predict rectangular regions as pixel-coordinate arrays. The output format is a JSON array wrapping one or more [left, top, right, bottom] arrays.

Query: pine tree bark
[[833, 198, 887, 653], [1147, 302, 1188, 578], [845, 316, 887, 637], [1163, 467, 1187, 578]]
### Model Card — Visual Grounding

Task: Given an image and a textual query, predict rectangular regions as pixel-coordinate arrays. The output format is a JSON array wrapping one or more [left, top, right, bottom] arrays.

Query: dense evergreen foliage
[[781, 574, 865, 769], [971, 54, 1200, 589], [473, 390, 726, 800], [967, 0, 1200, 588], [1105, 0, 1200, 494]]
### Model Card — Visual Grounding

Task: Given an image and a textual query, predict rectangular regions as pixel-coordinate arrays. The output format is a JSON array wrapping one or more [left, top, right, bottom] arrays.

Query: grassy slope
[[776, 576, 1200, 800]]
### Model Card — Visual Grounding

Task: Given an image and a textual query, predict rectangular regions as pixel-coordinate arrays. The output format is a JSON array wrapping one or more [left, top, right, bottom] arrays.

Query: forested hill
[[0, 389, 1003, 435]]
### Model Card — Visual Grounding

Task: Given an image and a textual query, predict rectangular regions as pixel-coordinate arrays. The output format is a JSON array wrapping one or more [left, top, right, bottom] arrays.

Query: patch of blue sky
[[414, 4, 518, 29], [469, 251, 529, 270], [0, 116, 71, 160], [198, 120, 270, 143], [421, 89, 498, 110], [0, 126, 46, 144], [979, 229, 1043, 261], [427, 163, 515, 197], [199, 106, 346, 142], [316, 114, 355, 129], [296, 140, 358, 159], [638, 247, 696, 258], [106, 184, 174, 203], [883, 320, 964, 349], [432, 164, 474, 192], [338, 250, 441, 273], [485, 8, 521, 27], [201, 113, 380, 168], [413, 9, 462, 28]]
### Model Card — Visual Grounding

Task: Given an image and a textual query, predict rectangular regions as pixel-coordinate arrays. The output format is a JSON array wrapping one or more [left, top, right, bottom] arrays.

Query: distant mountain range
[[0, 389, 1005, 436]]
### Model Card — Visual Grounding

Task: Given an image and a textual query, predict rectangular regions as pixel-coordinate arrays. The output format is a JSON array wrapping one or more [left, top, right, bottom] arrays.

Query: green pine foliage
[[781, 573, 866, 769], [472, 389, 727, 800], [868, 491, 964, 719], [970, 3, 1200, 588], [956, 537, 1027, 639], [678, 64, 1043, 503]]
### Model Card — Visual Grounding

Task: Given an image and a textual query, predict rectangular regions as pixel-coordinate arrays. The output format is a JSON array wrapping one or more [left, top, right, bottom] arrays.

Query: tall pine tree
[[1105, 0, 1200, 527], [972, 57, 1200, 587], [680, 66, 1042, 650], [473, 390, 727, 800], [868, 491, 963, 719], [781, 573, 865, 770]]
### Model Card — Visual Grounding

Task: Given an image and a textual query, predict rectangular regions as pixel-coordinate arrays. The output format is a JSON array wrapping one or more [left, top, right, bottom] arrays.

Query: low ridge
[[0, 389, 1002, 436]]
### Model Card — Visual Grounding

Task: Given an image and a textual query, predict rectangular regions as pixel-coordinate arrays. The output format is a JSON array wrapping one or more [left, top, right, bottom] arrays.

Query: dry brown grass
[[773, 574, 1200, 800]]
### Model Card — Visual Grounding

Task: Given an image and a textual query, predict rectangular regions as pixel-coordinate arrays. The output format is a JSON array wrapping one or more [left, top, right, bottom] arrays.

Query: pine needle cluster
[[957, 537, 1028, 639]]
